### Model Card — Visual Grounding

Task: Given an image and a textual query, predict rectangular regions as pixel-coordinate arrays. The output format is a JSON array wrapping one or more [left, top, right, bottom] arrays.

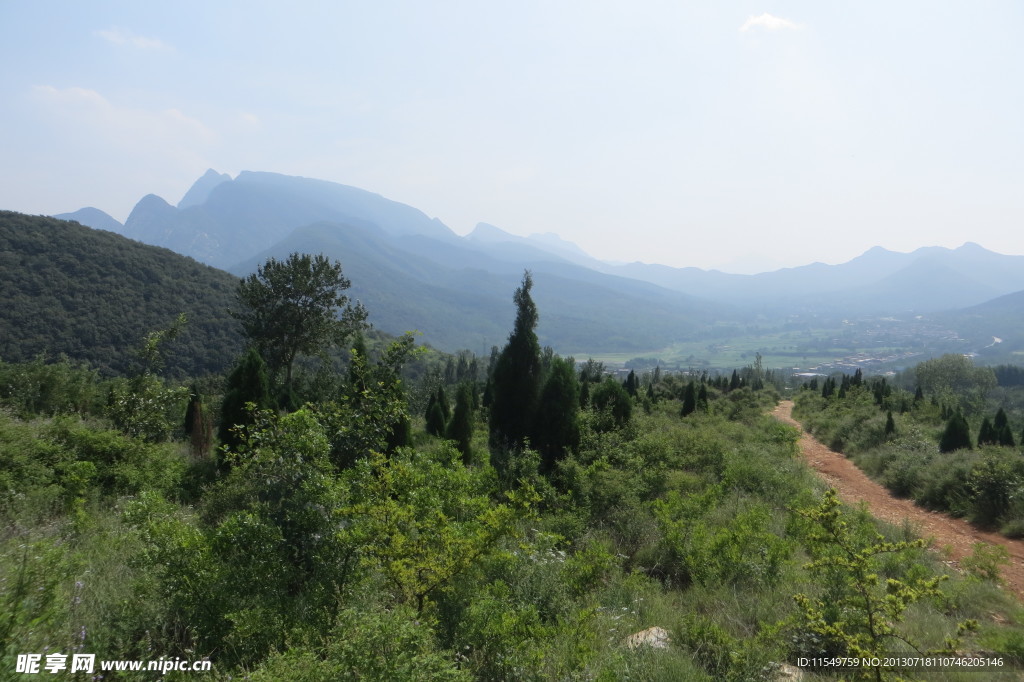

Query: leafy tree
[[345, 447, 536, 615], [590, 377, 633, 431], [232, 252, 367, 398], [488, 271, 542, 452], [532, 356, 580, 473], [325, 334, 417, 468], [793, 489, 973, 678], [913, 354, 996, 414], [348, 332, 368, 392], [105, 314, 190, 442]]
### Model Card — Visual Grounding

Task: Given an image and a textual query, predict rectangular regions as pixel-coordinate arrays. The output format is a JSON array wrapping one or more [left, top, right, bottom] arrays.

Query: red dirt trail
[[773, 400, 1024, 600]]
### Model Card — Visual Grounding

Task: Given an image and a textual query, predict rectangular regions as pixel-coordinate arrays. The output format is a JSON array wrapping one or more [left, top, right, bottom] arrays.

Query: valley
[[47, 169, 1024, 376]]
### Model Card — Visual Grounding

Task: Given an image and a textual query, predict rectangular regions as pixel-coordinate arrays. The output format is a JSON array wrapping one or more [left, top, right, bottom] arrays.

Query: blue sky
[[1, 1, 1022, 272]]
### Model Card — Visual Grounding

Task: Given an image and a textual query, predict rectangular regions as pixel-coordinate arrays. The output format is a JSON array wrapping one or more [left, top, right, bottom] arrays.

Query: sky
[[1, 1, 1022, 274]]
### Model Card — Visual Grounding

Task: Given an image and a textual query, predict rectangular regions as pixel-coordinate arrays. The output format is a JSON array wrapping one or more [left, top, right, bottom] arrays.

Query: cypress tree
[[579, 378, 590, 408], [436, 385, 451, 423], [532, 357, 580, 473], [697, 383, 709, 412], [624, 370, 638, 397], [680, 381, 697, 417], [994, 408, 1009, 432], [884, 411, 896, 437], [184, 383, 202, 436], [446, 383, 475, 464], [386, 413, 413, 452], [939, 412, 972, 453], [425, 395, 447, 437], [219, 347, 275, 454], [978, 417, 997, 446], [185, 385, 214, 458], [729, 369, 740, 391], [822, 377, 835, 399], [489, 271, 542, 451]]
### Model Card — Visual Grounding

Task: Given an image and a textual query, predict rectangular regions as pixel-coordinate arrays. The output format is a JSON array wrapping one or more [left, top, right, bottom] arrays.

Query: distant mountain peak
[[956, 241, 989, 253], [467, 222, 516, 242], [51, 207, 123, 234], [178, 169, 232, 209]]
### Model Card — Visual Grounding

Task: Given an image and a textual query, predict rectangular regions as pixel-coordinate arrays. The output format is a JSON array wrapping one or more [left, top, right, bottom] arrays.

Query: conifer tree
[[990, 409, 1014, 447], [489, 271, 542, 451], [184, 385, 214, 458], [697, 383, 709, 412], [425, 393, 447, 437], [436, 385, 451, 423], [532, 356, 580, 473], [729, 369, 740, 391], [219, 347, 275, 454], [680, 381, 697, 417], [978, 417, 997, 446], [579, 378, 590, 408], [446, 382, 475, 464], [624, 370, 638, 397], [884, 411, 896, 437], [939, 412, 972, 453]]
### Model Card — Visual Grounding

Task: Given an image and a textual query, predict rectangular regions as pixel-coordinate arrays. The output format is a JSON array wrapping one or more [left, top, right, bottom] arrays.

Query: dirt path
[[773, 400, 1024, 600]]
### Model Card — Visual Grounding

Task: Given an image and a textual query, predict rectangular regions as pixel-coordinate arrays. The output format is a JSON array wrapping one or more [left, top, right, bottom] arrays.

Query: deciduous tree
[[232, 253, 367, 399]]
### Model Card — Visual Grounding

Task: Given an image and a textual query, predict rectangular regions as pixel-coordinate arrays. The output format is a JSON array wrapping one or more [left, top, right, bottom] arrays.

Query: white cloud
[[739, 13, 800, 32], [95, 27, 170, 50], [30, 85, 216, 150]]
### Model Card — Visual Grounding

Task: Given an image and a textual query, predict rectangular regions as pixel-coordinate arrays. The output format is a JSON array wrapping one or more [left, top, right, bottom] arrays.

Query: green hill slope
[[0, 211, 244, 377]]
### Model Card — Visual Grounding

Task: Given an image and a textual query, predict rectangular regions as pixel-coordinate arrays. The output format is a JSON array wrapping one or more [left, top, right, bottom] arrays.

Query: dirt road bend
[[773, 400, 1024, 600]]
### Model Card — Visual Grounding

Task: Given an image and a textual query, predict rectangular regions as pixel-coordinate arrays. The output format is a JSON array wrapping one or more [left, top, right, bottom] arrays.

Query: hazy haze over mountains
[[51, 169, 1024, 355]]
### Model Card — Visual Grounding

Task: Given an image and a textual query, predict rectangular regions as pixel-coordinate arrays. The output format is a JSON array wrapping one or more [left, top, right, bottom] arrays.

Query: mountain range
[[51, 170, 1024, 360]]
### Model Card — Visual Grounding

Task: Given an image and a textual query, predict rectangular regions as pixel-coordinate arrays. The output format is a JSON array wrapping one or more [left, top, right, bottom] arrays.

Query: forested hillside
[[0, 211, 243, 377]]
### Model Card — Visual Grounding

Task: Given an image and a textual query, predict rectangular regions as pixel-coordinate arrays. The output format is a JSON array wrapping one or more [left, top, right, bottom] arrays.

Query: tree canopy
[[232, 253, 367, 395]]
